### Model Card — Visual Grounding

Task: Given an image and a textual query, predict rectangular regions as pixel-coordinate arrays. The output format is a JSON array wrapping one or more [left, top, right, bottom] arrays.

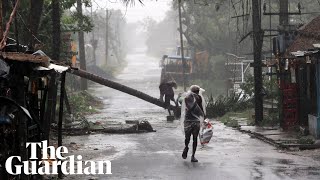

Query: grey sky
[[93, 0, 173, 23]]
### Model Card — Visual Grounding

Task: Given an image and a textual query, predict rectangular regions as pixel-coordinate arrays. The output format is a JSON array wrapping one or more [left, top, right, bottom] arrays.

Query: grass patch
[[297, 135, 315, 145], [206, 93, 254, 118], [67, 91, 103, 120], [219, 109, 254, 127], [259, 112, 279, 127], [218, 108, 281, 128]]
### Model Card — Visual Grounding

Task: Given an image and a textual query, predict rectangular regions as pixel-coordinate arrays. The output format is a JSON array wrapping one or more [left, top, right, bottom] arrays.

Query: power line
[[16, 12, 43, 44]]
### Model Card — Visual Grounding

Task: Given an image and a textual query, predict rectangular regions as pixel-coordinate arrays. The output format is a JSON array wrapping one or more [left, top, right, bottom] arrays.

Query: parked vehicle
[[160, 55, 192, 84], [159, 47, 210, 84]]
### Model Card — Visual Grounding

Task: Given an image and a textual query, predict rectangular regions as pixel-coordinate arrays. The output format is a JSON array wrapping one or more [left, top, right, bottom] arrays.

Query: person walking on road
[[181, 85, 206, 162]]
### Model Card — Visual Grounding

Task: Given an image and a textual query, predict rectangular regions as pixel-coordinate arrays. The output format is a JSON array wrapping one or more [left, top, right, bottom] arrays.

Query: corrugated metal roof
[[287, 16, 320, 54], [35, 64, 69, 73], [290, 50, 319, 57], [0, 52, 49, 67], [167, 55, 192, 60]]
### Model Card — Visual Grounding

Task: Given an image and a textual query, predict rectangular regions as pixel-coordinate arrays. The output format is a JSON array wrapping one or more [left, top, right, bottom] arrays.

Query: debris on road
[[54, 120, 156, 136]]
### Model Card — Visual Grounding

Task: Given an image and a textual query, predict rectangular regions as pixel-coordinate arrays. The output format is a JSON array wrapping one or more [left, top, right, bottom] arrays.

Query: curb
[[237, 127, 320, 150]]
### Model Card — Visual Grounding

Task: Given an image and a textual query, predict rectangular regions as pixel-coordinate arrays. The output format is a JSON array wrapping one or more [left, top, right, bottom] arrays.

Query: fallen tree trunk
[[69, 68, 177, 111]]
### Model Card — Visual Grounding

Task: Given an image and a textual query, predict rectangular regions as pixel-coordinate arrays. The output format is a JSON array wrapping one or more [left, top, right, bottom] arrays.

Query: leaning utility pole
[[77, 0, 87, 90], [178, 0, 186, 91], [252, 0, 264, 124]]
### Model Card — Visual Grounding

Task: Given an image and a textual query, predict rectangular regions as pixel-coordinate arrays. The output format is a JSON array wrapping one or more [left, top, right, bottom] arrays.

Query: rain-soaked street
[[64, 48, 320, 180]]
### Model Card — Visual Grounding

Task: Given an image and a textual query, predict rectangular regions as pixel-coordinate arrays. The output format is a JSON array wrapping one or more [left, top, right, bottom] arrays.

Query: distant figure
[[181, 85, 206, 162], [159, 80, 177, 112]]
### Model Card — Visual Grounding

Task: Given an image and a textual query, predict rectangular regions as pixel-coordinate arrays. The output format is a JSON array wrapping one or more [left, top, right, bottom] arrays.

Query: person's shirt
[[159, 82, 175, 96], [184, 92, 205, 121]]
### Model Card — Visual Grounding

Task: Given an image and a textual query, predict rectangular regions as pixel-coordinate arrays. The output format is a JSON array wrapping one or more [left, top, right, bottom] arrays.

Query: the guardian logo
[[5, 141, 112, 175]]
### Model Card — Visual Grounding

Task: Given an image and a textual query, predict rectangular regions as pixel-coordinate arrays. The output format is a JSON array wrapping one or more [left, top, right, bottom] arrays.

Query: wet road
[[64, 48, 320, 180]]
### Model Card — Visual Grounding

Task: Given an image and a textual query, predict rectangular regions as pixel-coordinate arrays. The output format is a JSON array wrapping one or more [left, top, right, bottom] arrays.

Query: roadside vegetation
[[63, 90, 103, 128], [206, 93, 254, 127], [219, 109, 255, 128], [68, 90, 102, 115], [206, 93, 253, 118], [205, 74, 281, 127]]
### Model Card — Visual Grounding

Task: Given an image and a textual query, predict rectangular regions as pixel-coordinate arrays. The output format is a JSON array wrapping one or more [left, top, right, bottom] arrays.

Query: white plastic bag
[[180, 92, 204, 134], [199, 119, 213, 145]]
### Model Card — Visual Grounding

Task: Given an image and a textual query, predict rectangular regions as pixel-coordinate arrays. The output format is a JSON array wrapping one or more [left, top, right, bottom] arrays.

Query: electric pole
[[91, 5, 96, 66], [279, 0, 289, 25], [105, 9, 110, 65], [252, 0, 264, 124], [77, 0, 87, 90], [178, 0, 186, 91]]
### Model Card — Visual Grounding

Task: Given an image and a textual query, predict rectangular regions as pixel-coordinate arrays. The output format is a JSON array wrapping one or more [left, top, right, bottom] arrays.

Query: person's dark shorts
[[184, 121, 200, 134], [165, 94, 174, 107]]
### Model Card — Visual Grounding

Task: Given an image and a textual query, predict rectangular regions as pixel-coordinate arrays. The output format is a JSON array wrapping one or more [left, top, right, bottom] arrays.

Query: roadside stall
[[288, 49, 320, 138], [0, 50, 69, 179]]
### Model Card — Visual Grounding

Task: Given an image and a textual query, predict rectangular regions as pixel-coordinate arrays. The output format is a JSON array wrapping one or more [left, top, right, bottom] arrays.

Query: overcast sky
[[92, 0, 173, 23]]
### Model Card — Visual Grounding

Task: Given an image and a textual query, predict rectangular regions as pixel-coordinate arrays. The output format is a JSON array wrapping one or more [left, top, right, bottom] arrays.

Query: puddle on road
[[64, 134, 138, 162], [248, 156, 320, 180], [254, 159, 264, 166], [277, 159, 294, 165]]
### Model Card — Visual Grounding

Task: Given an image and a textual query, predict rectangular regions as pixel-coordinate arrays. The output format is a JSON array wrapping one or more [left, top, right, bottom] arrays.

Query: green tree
[[1, 0, 93, 58]]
